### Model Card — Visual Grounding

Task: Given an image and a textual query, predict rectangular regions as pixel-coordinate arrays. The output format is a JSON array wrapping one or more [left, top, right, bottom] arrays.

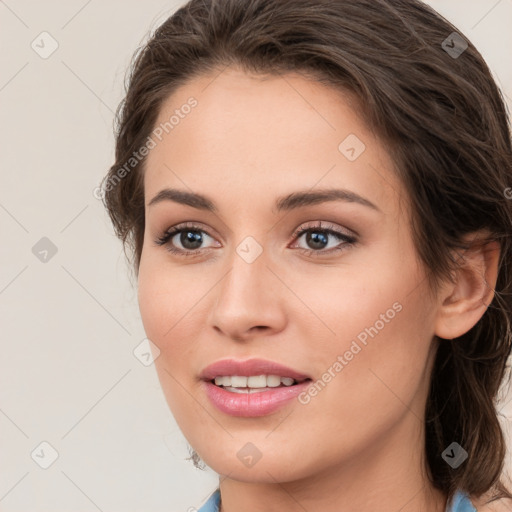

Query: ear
[[434, 231, 501, 340]]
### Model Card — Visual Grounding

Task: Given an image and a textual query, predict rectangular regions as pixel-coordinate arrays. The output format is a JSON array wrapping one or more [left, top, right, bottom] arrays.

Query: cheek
[[137, 260, 208, 426], [137, 264, 168, 344], [295, 254, 434, 423], [137, 255, 217, 399], [309, 288, 434, 443], [137, 253, 203, 344]]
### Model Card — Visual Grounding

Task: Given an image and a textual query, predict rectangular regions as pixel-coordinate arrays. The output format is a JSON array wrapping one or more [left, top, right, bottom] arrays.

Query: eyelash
[[154, 221, 357, 258]]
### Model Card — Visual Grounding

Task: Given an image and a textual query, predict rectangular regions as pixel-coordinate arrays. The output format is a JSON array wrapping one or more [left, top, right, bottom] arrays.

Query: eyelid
[[290, 220, 356, 241], [155, 220, 357, 257], [159, 221, 219, 239], [155, 221, 221, 249]]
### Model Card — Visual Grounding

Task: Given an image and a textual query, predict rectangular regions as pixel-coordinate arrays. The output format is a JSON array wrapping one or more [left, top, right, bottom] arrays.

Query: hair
[[100, 0, 512, 506]]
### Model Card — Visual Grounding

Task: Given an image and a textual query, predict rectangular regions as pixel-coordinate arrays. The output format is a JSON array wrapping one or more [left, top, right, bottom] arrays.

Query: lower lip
[[202, 380, 312, 417]]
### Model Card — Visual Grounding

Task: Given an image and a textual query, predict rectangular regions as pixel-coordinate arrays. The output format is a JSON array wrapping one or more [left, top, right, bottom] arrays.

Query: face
[[137, 67, 440, 484]]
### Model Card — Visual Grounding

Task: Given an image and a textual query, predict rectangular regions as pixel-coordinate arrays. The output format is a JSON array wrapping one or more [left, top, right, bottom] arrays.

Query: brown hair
[[100, 0, 512, 505]]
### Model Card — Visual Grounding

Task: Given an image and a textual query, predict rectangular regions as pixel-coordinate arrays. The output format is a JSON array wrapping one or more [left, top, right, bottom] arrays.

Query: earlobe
[[434, 233, 501, 340]]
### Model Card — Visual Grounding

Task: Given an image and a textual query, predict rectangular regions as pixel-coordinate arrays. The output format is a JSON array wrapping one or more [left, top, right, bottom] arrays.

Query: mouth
[[199, 358, 314, 417], [199, 359, 312, 417], [208, 375, 313, 394], [202, 377, 313, 417]]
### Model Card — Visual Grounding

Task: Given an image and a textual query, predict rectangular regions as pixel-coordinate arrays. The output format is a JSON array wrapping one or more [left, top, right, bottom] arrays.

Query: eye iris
[[307, 231, 328, 250], [181, 230, 203, 250]]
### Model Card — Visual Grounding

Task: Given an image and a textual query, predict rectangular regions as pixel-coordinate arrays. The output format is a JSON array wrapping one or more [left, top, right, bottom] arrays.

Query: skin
[[137, 66, 500, 512]]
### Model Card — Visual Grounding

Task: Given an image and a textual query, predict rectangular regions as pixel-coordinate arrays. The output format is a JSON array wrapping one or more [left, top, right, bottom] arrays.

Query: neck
[[217, 413, 448, 512]]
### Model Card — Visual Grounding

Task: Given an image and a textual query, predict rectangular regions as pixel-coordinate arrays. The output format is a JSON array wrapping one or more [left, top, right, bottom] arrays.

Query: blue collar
[[447, 490, 477, 511], [198, 488, 220, 512], [197, 488, 476, 511]]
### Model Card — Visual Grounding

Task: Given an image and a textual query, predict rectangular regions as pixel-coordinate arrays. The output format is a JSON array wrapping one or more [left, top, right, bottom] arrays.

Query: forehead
[[144, 67, 403, 217]]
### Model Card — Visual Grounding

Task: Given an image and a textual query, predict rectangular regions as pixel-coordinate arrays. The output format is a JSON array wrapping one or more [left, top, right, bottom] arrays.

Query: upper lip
[[200, 358, 312, 382]]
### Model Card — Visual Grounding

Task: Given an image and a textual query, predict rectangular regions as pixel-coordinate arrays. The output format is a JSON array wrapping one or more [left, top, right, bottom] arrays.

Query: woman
[[100, 0, 512, 510]]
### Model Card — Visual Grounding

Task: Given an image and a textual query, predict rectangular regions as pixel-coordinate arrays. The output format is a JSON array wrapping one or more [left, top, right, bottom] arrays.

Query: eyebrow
[[147, 187, 381, 213]]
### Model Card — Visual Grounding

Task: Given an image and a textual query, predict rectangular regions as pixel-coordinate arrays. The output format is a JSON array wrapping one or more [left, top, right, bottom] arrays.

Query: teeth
[[231, 376, 248, 387], [223, 387, 270, 394], [213, 375, 298, 388], [248, 375, 267, 387], [266, 375, 282, 387]]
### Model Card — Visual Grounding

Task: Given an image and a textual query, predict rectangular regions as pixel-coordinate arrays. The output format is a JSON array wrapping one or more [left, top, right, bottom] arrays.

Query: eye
[[154, 222, 219, 257], [290, 221, 357, 257]]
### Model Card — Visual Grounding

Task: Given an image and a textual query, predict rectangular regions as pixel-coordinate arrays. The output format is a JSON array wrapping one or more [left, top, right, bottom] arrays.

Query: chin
[[199, 445, 316, 483]]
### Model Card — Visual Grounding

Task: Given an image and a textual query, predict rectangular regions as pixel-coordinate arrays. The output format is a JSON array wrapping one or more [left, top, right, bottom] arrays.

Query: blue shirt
[[197, 488, 477, 511]]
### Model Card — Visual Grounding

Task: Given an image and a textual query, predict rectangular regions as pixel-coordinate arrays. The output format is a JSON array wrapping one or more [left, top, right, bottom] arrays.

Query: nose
[[209, 248, 287, 342]]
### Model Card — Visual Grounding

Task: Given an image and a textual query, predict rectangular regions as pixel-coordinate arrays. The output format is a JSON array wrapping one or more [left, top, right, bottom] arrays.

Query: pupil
[[307, 231, 327, 249], [181, 230, 203, 249]]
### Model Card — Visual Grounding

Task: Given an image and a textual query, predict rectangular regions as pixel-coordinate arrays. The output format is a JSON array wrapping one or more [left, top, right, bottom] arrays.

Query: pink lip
[[199, 358, 312, 417], [202, 380, 312, 417], [199, 358, 311, 382]]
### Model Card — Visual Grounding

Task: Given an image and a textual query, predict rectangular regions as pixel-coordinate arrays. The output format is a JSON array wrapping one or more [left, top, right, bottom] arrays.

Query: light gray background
[[1, 1, 511, 511]]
